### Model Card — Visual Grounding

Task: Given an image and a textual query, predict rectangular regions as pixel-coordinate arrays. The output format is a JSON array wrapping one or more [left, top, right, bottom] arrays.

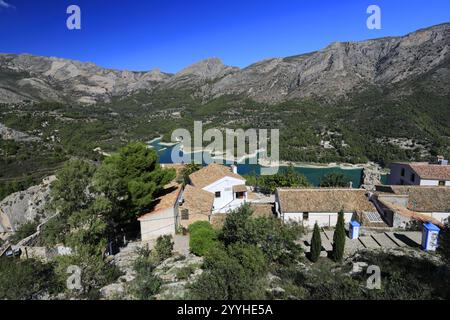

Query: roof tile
[[277, 188, 376, 213], [189, 163, 245, 188]]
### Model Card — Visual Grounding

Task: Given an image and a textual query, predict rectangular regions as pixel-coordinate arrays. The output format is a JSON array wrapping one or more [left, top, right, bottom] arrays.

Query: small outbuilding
[[138, 184, 183, 242], [275, 188, 377, 228]]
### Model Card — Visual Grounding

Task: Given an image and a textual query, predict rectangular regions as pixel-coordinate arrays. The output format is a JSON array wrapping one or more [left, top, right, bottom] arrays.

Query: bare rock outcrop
[[361, 163, 384, 191], [0, 122, 41, 142], [0, 176, 56, 234]]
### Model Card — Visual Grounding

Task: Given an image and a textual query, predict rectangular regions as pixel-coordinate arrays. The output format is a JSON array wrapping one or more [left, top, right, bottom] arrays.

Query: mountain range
[[1, 23, 449, 105], [0, 22, 449, 185]]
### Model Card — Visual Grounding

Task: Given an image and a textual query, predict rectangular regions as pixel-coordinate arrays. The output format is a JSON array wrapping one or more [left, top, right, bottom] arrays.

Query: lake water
[[149, 139, 366, 187]]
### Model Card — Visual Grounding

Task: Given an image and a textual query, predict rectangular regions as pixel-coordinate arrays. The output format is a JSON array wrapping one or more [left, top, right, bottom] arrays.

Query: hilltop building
[[188, 164, 248, 213], [388, 159, 450, 186], [275, 188, 378, 228], [373, 185, 450, 228], [138, 163, 248, 241]]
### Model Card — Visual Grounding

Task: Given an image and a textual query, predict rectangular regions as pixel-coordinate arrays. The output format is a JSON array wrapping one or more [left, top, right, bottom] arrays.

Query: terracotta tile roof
[[249, 203, 275, 218], [189, 163, 245, 188], [402, 162, 450, 180], [277, 188, 377, 213], [138, 184, 182, 220], [180, 185, 214, 216], [377, 198, 444, 228], [233, 185, 248, 193], [379, 185, 450, 212]]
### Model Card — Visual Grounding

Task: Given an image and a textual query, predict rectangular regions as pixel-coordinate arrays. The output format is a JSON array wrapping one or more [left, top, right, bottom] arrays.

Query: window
[[411, 174, 415, 182], [439, 181, 445, 186], [236, 192, 245, 199], [181, 209, 189, 220], [215, 191, 221, 198], [303, 212, 309, 220], [401, 168, 405, 176]]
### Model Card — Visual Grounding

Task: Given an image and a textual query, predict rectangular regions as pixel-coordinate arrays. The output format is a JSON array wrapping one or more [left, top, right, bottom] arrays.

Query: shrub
[[189, 244, 268, 300], [54, 247, 121, 299], [154, 235, 174, 262], [251, 217, 303, 265], [176, 265, 195, 280], [219, 204, 254, 245], [9, 221, 39, 244], [131, 248, 162, 299], [310, 222, 322, 263], [219, 205, 303, 265], [0, 257, 60, 300], [247, 166, 310, 193], [188, 220, 213, 234], [189, 221, 217, 256], [227, 243, 267, 277]]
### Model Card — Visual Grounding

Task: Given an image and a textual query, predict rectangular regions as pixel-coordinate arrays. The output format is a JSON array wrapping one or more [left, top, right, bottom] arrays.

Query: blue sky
[[0, 0, 449, 73]]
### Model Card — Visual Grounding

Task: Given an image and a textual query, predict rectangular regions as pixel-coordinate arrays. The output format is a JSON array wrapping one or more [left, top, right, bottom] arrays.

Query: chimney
[[231, 165, 238, 174]]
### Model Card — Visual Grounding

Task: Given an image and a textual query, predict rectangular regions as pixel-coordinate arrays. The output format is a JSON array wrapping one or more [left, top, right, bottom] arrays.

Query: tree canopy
[[93, 142, 175, 225], [245, 166, 310, 193], [320, 173, 351, 188]]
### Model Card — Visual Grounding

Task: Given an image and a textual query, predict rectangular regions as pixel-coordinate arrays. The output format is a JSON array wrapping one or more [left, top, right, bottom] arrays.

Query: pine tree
[[333, 210, 346, 262], [310, 222, 322, 262]]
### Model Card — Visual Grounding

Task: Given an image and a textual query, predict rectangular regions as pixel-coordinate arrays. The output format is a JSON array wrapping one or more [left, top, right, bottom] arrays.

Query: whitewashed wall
[[389, 164, 450, 186], [140, 207, 177, 241], [422, 212, 450, 224], [419, 179, 450, 186], [420, 179, 440, 186], [203, 176, 246, 213]]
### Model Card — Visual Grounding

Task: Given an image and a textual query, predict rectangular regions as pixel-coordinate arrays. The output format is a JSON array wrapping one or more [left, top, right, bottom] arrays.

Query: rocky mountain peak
[[175, 57, 238, 79]]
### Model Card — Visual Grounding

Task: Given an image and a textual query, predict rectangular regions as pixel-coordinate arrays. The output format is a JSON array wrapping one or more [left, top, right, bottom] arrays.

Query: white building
[[138, 164, 248, 241], [374, 185, 450, 227], [189, 164, 248, 213], [275, 188, 377, 228], [388, 161, 450, 186]]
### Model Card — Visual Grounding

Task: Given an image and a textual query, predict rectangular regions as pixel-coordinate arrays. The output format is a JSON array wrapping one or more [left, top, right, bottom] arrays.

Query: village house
[[275, 188, 378, 228], [388, 159, 450, 186], [178, 184, 215, 229], [138, 163, 248, 241], [188, 164, 248, 213], [372, 185, 450, 228]]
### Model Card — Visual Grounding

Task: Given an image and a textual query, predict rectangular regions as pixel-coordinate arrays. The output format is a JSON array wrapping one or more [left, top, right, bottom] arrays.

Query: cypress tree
[[333, 210, 346, 262], [310, 222, 322, 262]]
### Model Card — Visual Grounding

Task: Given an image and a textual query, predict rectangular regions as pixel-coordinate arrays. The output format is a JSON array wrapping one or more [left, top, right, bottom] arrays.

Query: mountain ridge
[[0, 22, 449, 104]]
